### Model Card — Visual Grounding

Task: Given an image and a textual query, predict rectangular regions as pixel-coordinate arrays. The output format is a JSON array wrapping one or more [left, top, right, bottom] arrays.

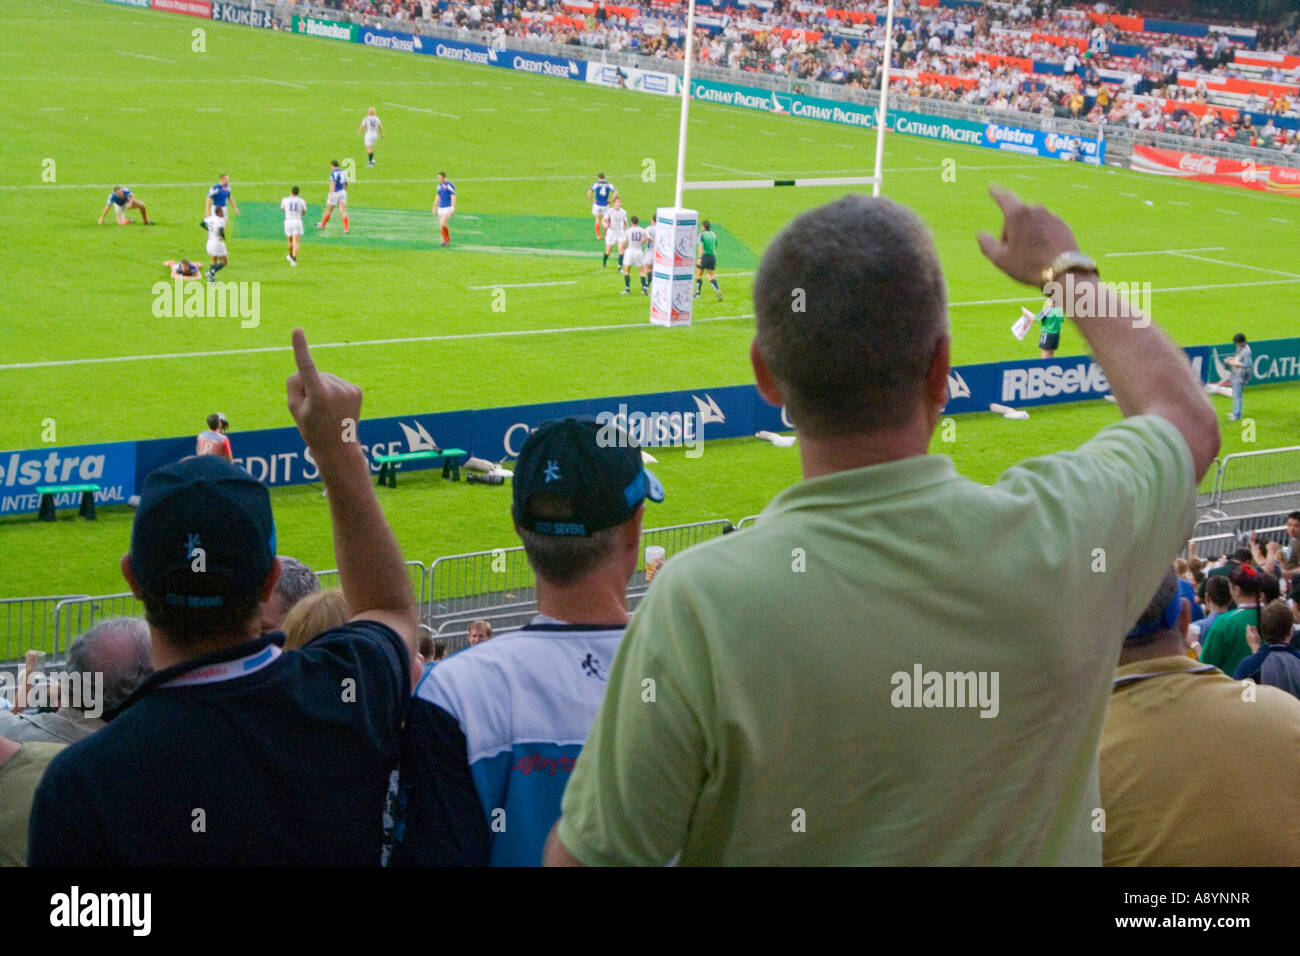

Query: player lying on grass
[[164, 259, 203, 280], [98, 187, 150, 225]]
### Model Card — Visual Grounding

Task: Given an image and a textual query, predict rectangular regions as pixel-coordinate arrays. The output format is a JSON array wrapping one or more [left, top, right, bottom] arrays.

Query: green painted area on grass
[[236, 202, 759, 264]]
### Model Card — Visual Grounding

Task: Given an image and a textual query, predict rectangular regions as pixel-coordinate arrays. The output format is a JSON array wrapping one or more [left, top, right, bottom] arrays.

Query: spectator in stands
[[1284, 511, 1300, 562], [544, 188, 1218, 866], [196, 412, 232, 459], [259, 554, 321, 633], [0, 735, 63, 867], [1234, 599, 1300, 697], [282, 589, 352, 650], [1200, 564, 1271, 676], [467, 619, 493, 646], [392, 416, 662, 866], [1225, 332, 1252, 422], [415, 628, 436, 665], [1190, 573, 1235, 654], [1100, 567, 1300, 865], [28, 330, 419, 866], [0, 618, 151, 745]]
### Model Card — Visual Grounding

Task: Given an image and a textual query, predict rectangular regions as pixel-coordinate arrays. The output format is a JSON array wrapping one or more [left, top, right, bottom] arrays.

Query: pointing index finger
[[291, 328, 322, 390], [988, 184, 1026, 219]]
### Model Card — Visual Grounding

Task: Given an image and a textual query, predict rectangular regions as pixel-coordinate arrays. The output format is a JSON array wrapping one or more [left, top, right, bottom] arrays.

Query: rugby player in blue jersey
[[98, 186, 150, 225]]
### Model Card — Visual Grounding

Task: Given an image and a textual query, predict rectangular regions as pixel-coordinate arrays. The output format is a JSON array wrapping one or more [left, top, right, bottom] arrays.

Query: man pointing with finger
[[30, 329, 420, 866], [544, 189, 1219, 867]]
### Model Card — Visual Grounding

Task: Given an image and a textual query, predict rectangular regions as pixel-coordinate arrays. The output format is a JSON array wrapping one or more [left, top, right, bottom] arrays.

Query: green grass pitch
[[1, 0, 1298, 608]]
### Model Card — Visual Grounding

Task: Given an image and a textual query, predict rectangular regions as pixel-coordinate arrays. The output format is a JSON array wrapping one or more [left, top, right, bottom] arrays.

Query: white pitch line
[[1214, 208, 1240, 215], [1271, 217, 1293, 223], [0, 316, 753, 371], [1119, 192, 1138, 197], [467, 280, 579, 290], [1167, 252, 1300, 279], [1170, 200, 1190, 206], [9, 280, 1295, 373], [243, 74, 307, 90], [946, 277, 1300, 310], [1104, 246, 1226, 257], [383, 100, 460, 120], [715, 271, 755, 278], [115, 49, 174, 63], [701, 161, 768, 177]]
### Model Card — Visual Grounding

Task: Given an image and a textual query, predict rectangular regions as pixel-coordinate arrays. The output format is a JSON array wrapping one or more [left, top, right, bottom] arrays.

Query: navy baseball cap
[[512, 417, 664, 536], [130, 456, 277, 610]]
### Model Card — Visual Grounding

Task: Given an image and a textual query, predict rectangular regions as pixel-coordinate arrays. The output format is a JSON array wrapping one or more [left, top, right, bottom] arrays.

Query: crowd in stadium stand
[[326, 0, 1300, 151], [4, 186, 1300, 867]]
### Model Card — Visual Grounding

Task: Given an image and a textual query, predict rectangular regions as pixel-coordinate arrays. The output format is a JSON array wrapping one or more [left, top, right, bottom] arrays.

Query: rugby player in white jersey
[[358, 108, 384, 168], [317, 160, 349, 234], [622, 216, 648, 295], [281, 186, 307, 266], [202, 206, 228, 282], [602, 196, 628, 270]]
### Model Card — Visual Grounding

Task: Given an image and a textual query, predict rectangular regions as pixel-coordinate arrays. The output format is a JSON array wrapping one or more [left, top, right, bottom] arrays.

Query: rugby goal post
[[651, 0, 897, 326]]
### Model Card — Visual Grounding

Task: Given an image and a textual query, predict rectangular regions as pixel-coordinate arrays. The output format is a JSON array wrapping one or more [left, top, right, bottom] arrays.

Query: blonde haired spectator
[[468, 620, 493, 646], [283, 590, 351, 650]]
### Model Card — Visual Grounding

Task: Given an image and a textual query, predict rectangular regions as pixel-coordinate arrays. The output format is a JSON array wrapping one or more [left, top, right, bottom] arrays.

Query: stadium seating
[[327, 0, 1300, 151]]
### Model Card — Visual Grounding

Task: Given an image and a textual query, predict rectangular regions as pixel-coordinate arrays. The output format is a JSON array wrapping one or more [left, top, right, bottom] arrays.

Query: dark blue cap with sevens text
[[512, 416, 665, 536], [130, 456, 277, 610]]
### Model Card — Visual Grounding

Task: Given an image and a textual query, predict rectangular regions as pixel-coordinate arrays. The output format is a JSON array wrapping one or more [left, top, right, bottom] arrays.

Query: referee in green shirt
[[695, 220, 721, 301]]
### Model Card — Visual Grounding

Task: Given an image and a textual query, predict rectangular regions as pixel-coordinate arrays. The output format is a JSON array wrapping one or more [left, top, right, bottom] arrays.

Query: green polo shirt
[[1040, 306, 1065, 335], [697, 230, 717, 256], [557, 415, 1195, 865], [1199, 604, 1261, 676]]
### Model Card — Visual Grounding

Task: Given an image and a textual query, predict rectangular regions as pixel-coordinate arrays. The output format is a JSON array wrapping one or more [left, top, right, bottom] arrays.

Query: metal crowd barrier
[[0, 595, 90, 660], [50, 593, 144, 660], [315, 560, 427, 606], [1211, 446, 1300, 517]]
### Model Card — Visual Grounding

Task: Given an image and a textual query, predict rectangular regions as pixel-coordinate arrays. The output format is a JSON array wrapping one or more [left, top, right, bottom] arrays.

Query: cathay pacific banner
[[686, 80, 1097, 158], [1205, 338, 1300, 385]]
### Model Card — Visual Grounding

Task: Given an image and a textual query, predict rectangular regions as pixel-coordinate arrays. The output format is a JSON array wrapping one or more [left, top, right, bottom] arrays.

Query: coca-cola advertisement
[[1130, 145, 1299, 197]]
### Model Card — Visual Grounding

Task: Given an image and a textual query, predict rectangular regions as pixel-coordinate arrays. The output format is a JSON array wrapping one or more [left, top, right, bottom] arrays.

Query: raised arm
[[978, 186, 1219, 480], [285, 329, 419, 665]]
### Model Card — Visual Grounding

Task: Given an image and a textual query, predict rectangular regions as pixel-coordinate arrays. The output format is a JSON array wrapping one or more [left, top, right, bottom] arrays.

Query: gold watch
[[1040, 251, 1099, 287]]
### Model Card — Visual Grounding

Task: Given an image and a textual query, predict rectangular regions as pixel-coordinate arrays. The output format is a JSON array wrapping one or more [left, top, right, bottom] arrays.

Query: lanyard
[[1113, 664, 1218, 688], [161, 644, 282, 688]]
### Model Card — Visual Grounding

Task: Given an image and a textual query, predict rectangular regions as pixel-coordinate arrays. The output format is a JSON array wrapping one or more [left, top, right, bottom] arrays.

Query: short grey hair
[[517, 525, 622, 587], [67, 617, 153, 714], [275, 555, 320, 609], [753, 195, 949, 439]]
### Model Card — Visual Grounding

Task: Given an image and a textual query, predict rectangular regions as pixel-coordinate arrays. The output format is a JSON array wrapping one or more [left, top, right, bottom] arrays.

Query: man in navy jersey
[[317, 160, 350, 233], [97, 186, 150, 225], [390, 416, 663, 866], [204, 174, 239, 220], [433, 171, 455, 246], [28, 330, 419, 866], [587, 172, 617, 240]]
